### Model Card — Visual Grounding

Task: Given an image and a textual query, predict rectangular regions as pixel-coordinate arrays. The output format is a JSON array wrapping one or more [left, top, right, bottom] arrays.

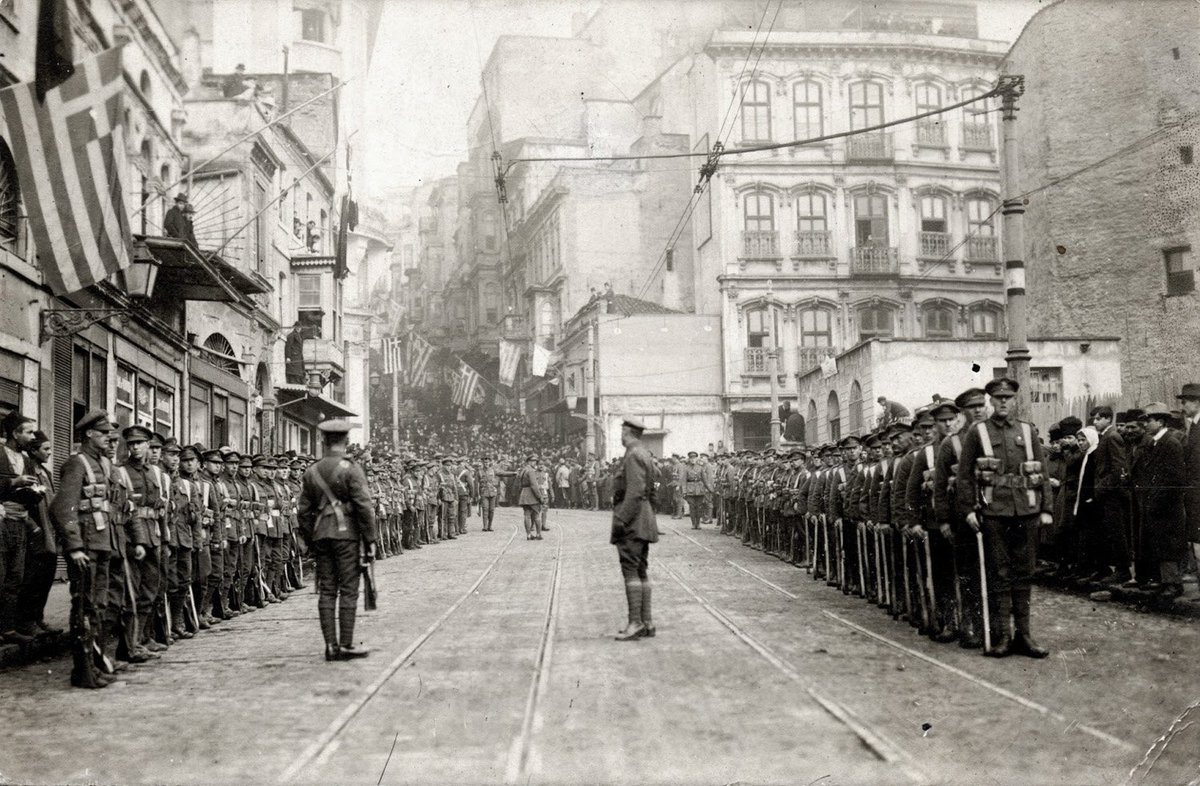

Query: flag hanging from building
[[381, 337, 404, 375], [531, 344, 552, 377], [452, 361, 482, 409], [0, 46, 131, 295], [498, 339, 522, 387], [406, 332, 434, 387]]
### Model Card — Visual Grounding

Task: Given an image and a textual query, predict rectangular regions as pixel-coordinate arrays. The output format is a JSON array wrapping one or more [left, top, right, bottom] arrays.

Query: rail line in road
[[667, 524, 1139, 755], [278, 524, 522, 783], [652, 555, 930, 785], [504, 525, 565, 784]]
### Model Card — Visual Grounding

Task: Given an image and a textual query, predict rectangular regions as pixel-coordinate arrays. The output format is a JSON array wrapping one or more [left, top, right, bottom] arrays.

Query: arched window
[[827, 390, 841, 442], [743, 190, 775, 233], [918, 195, 949, 258], [740, 80, 772, 142], [961, 85, 993, 149], [798, 307, 831, 347], [849, 381, 863, 433], [745, 306, 778, 349], [0, 141, 22, 257], [970, 306, 1002, 338], [806, 399, 818, 444], [202, 333, 239, 374], [914, 83, 944, 145], [538, 301, 557, 347], [483, 283, 499, 323], [858, 304, 894, 340], [853, 193, 889, 246], [793, 81, 822, 139], [923, 305, 955, 338], [849, 81, 885, 129]]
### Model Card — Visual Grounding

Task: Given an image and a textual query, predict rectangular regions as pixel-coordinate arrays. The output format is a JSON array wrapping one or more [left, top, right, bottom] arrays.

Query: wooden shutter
[[52, 337, 73, 476]]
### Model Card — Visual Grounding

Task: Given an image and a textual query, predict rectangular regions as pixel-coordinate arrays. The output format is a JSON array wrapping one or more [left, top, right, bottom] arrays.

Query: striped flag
[[406, 332, 434, 387], [498, 339, 522, 387], [0, 47, 132, 295], [453, 361, 482, 409], [381, 337, 403, 375]]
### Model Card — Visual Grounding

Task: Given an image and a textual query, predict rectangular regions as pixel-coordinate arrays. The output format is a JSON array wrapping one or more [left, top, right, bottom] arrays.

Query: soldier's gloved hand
[[1038, 512, 1053, 527], [68, 548, 90, 568], [134, 545, 146, 561], [365, 541, 376, 560], [939, 523, 953, 540], [966, 512, 981, 532], [239, 536, 247, 545]]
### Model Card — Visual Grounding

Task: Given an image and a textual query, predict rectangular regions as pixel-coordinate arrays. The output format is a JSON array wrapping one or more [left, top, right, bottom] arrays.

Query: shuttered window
[[52, 338, 73, 474]]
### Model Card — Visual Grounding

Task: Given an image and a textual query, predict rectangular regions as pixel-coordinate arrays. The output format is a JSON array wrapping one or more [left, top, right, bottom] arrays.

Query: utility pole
[[768, 348, 781, 449], [999, 75, 1030, 416], [585, 315, 596, 458]]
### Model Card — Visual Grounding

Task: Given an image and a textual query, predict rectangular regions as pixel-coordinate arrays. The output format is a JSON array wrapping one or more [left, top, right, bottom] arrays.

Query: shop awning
[[275, 385, 358, 425], [140, 235, 269, 303]]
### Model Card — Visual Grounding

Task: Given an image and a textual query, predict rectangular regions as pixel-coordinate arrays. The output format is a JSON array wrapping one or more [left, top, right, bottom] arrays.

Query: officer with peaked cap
[[112, 424, 160, 661], [955, 377, 1052, 658], [296, 419, 376, 660], [611, 418, 659, 640]]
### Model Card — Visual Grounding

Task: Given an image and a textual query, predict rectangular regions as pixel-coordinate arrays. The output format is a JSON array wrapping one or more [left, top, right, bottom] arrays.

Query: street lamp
[[40, 239, 162, 342]]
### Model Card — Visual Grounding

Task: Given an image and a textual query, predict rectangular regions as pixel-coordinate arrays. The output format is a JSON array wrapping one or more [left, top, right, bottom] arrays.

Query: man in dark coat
[[1088, 406, 1131, 584], [1132, 403, 1189, 601], [296, 419, 376, 660], [163, 193, 198, 248], [516, 455, 544, 540], [611, 418, 659, 640], [1176, 383, 1200, 599]]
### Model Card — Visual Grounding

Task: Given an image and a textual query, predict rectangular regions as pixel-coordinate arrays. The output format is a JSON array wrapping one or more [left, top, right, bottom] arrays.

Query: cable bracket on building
[[696, 141, 724, 193], [996, 75, 1025, 121], [492, 150, 508, 203]]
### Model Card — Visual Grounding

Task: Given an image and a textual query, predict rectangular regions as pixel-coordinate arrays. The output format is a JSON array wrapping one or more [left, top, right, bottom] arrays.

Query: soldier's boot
[[338, 605, 369, 659], [70, 642, 108, 689], [170, 596, 192, 640], [228, 585, 243, 617], [615, 581, 645, 640], [319, 603, 340, 661], [640, 582, 655, 638], [139, 611, 167, 653], [1011, 592, 1048, 658], [984, 594, 1014, 657]]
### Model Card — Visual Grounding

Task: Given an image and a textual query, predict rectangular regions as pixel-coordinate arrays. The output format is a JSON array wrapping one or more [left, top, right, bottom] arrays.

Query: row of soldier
[[710, 379, 1053, 659]]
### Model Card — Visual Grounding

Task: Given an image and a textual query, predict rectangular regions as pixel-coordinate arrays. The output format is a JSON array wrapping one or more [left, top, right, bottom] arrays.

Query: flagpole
[[391, 359, 400, 452]]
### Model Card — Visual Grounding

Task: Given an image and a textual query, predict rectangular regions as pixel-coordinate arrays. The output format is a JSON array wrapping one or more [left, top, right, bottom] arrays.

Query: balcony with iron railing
[[915, 121, 947, 148], [743, 346, 785, 376], [741, 230, 781, 259], [846, 132, 894, 162], [918, 231, 951, 259], [850, 245, 899, 276], [962, 122, 994, 151], [796, 346, 836, 374], [966, 235, 999, 263], [794, 230, 834, 259]]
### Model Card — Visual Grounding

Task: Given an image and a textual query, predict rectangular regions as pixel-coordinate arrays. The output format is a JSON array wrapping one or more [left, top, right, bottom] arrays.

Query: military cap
[[442, 457, 454, 464], [931, 400, 960, 418], [863, 433, 882, 448], [223, 451, 241, 464], [1140, 402, 1173, 420], [621, 417, 647, 434], [886, 421, 913, 437], [687, 450, 699, 457], [838, 435, 861, 448], [251, 454, 271, 468], [1058, 416, 1082, 437], [818, 445, 834, 456], [913, 407, 936, 426], [162, 438, 181, 454], [201, 448, 223, 463], [179, 445, 199, 460], [218, 445, 233, 456], [148, 432, 166, 448], [75, 409, 114, 434], [526, 454, 537, 462], [122, 424, 153, 443], [985, 377, 1019, 397], [1176, 382, 1200, 400], [238, 454, 253, 466], [954, 388, 987, 409], [317, 419, 355, 434]]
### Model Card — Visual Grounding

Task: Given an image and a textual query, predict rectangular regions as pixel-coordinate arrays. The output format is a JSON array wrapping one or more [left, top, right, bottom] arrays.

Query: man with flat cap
[[1132, 403, 1189, 602], [50, 411, 119, 687], [611, 418, 659, 640], [297, 419, 376, 660], [955, 377, 1052, 658]]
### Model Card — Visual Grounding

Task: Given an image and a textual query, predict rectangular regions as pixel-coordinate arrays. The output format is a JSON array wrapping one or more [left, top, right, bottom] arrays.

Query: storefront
[[189, 357, 251, 452]]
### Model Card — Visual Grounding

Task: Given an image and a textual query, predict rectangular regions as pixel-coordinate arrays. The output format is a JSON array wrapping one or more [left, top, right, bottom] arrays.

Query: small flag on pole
[[406, 332, 434, 387], [453, 361, 482, 409], [531, 344, 551, 377], [381, 337, 403, 375], [498, 339, 522, 387]]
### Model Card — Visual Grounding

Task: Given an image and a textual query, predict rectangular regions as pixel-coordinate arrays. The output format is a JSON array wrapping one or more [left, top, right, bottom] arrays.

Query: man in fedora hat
[[1132, 404, 1189, 602], [611, 418, 659, 640], [1177, 383, 1200, 593]]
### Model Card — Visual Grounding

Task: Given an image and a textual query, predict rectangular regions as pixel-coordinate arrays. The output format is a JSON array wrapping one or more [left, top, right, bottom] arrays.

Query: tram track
[[667, 524, 1139, 756]]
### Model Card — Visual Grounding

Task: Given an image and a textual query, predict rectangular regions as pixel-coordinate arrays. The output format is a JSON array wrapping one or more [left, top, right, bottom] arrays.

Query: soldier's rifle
[[857, 521, 867, 598], [922, 533, 937, 630], [977, 531, 991, 653], [360, 540, 377, 611]]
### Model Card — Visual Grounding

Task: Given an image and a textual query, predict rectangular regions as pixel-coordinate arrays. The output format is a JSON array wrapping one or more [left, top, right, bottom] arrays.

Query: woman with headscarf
[[1073, 426, 1101, 581]]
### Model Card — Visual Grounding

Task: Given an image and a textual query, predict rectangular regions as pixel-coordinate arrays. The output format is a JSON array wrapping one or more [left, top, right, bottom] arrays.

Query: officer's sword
[[186, 585, 200, 630], [857, 522, 867, 597], [836, 518, 845, 591]]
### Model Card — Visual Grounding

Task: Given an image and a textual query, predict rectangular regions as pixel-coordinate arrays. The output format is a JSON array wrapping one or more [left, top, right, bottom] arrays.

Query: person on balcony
[[164, 194, 198, 249]]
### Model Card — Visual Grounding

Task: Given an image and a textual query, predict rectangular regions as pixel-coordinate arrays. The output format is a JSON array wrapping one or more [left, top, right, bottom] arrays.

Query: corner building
[[643, 2, 1011, 448]]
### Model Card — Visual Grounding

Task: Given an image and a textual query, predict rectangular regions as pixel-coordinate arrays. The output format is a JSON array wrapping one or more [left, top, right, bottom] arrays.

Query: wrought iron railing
[[962, 122, 994, 151], [850, 245, 899, 275], [794, 230, 833, 258], [919, 231, 951, 258], [847, 132, 894, 162], [741, 230, 781, 259]]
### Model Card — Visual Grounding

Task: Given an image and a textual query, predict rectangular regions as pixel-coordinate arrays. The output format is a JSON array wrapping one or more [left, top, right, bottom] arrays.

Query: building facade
[[1003, 0, 1200, 403], [641, 5, 1011, 447]]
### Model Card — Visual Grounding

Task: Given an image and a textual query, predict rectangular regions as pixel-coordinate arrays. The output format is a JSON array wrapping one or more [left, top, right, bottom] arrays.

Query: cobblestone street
[[1, 506, 1197, 786]]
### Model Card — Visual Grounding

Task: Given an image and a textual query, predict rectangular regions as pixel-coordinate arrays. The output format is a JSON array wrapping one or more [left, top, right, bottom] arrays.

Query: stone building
[[640, 1, 1013, 448], [1003, 0, 1200, 403]]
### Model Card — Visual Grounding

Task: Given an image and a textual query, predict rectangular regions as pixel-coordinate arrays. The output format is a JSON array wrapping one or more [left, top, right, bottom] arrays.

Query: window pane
[[136, 378, 155, 427], [72, 348, 88, 405], [793, 81, 822, 138], [89, 354, 106, 410]]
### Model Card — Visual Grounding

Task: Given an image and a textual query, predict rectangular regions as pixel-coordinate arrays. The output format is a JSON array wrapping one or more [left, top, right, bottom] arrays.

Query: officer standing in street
[[611, 418, 659, 641], [297, 420, 376, 661], [477, 455, 499, 532], [956, 377, 1052, 658], [683, 451, 707, 530]]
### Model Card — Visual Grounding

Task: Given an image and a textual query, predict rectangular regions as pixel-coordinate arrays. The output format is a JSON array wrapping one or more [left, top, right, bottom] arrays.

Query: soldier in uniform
[[50, 411, 118, 688], [179, 445, 213, 630], [437, 457, 457, 541], [517, 455, 543, 540], [477, 455, 499, 532], [955, 377, 1052, 658], [113, 425, 167, 656], [162, 440, 196, 640], [296, 419, 376, 661], [611, 418, 659, 640], [906, 399, 960, 643], [421, 460, 439, 543], [286, 457, 308, 589], [202, 450, 236, 620], [582, 453, 599, 511], [401, 460, 422, 547], [455, 457, 473, 535], [218, 451, 245, 616], [682, 451, 707, 530]]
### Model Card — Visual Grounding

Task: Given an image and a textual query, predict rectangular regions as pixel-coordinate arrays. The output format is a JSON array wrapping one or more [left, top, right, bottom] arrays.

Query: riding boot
[[338, 605, 369, 658], [615, 581, 645, 640], [640, 582, 654, 637], [319, 604, 337, 649], [170, 596, 192, 639], [1011, 589, 1049, 658]]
